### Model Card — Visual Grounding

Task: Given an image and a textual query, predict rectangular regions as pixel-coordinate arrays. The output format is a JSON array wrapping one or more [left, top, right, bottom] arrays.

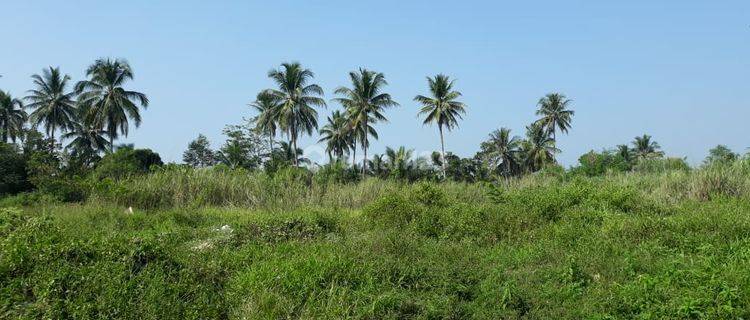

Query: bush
[[313, 160, 359, 184], [93, 147, 163, 180], [570, 150, 630, 176], [363, 193, 424, 228], [0, 143, 31, 195], [633, 157, 690, 173]]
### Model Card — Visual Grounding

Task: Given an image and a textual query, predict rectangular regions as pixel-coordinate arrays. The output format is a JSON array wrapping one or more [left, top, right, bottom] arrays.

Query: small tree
[[703, 145, 738, 166], [183, 134, 216, 168], [215, 124, 266, 170]]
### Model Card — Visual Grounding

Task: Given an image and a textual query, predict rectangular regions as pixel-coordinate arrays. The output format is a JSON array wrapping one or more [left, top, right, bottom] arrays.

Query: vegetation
[[415, 74, 467, 178], [1, 58, 749, 318]]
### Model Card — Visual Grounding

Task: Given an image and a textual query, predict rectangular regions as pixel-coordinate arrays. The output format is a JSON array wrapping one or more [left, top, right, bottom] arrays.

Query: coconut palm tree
[[616, 144, 634, 164], [368, 153, 387, 177], [75, 58, 149, 152], [62, 120, 110, 164], [385, 146, 414, 179], [524, 122, 560, 171], [333, 68, 398, 176], [318, 110, 352, 162], [0, 91, 26, 143], [481, 127, 522, 177], [414, 74, 467, 178], [24, 67, 77, 141], [266, 62, 326, 165], [535, 93, 574, 140], [276, 141, 310, 165], [632, 134, 664, 160], [250, 90, 281, 152]]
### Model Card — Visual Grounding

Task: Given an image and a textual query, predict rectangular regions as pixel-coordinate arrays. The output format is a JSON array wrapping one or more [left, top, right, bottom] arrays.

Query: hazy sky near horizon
[[1, 0, 748, 166]]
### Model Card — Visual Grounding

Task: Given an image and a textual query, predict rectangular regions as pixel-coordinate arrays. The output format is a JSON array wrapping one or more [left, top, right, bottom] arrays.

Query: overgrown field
[[2, 166, 750, 319]]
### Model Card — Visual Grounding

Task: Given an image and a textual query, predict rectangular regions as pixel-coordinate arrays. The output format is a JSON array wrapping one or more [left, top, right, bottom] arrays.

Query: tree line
[[182, 62, 585, 181], [1, 59, 148, 166], [2, 59, 744, 195]]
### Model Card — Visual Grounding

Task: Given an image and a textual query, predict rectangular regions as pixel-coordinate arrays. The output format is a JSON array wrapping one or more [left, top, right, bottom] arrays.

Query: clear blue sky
[[1, 0, 748, 166]]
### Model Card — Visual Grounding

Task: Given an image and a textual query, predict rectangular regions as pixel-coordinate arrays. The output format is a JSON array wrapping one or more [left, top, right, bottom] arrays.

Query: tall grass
[[89, 167, 487, 210], [87, 160, 750, 211]]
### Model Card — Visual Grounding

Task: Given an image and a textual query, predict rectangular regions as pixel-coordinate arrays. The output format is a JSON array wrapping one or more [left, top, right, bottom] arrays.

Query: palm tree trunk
[[351, 145, 356, 168], [109, 134, 114, 153], [51, 128, 56, 149], [292, 137, 298, 166], [362, 119, 368, 177], [439, 125, 447, 179], [289, 125, 298, 166], [268, 132, 274, 154]]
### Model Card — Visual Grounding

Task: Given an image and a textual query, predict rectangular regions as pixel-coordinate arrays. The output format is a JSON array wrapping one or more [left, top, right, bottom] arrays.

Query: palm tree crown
[[414, 74, 466, 178], [385, 146, 415, 179], [333, 68, 398, 176], [318, 110, 352, 161], [62, 120, 110, 163], [632, 134, 664, 159], [24, 67, 77, 140], [75, 58, 149, 152], [250, 90, 281, 152], [524, 122, 560, 171], [266, 62, 326, 165], [0, 91, 26, 143], [481, 127, 522, 177], [535, 93, 574, 140]]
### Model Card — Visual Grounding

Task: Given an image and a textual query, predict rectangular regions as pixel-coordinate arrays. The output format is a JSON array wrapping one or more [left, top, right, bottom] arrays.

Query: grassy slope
[[2, 174, 750, 319]]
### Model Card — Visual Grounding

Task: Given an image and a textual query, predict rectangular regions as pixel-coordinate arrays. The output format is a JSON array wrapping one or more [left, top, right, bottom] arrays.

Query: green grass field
[[2, 167, 750, 319]]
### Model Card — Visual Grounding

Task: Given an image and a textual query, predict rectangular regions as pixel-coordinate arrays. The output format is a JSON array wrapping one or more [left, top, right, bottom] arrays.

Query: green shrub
[[634, 157, 691, 173], [0, 143, 31, 195], [92, 147, 163, 180], [409, 182, 448, 207], [570, 149, 630, 176], [363, 193, 424, 228]]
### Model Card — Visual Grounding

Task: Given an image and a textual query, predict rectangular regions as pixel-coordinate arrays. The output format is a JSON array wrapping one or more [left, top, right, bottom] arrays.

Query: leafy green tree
[[183, 134, 216, 168], [93, 146, 163, 180], [572, 150, 630, 176], [215, 125, 265, 170], [704, 144, 738, 166], [75, 58, 149, 152], [414, 74, 467, 178], [24, 67, 77, 141], [0, 143, 32, 194], [437, 152, 490, 182], [250, 90, 281, 152], [0, 91, 26, 143], [632, 134, 664, 160], [266, 62, 326, 165], [534, 93, 574, 140], [333, 68, 398, 176], [318, 110, 352, 162], [480, 127, 522, 177], [523, 123, 559, 172]]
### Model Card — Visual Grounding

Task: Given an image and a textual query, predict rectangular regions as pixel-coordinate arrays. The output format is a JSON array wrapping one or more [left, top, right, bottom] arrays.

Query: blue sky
[[1, 0, 748, 166]]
